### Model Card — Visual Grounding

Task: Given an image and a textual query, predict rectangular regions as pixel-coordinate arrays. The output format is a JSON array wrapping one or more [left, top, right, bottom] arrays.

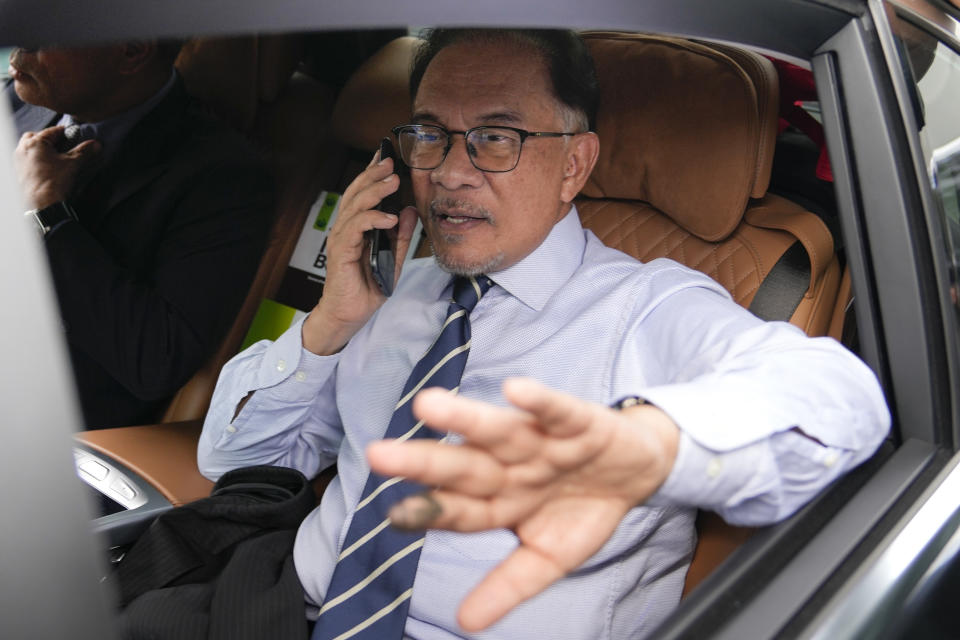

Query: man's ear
[[559, 131, 600, 204], [117, 41, 158, 75]]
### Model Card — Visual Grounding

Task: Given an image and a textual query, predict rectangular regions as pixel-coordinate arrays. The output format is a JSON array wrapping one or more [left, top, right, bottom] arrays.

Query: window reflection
[[893, 10, 960, 310]]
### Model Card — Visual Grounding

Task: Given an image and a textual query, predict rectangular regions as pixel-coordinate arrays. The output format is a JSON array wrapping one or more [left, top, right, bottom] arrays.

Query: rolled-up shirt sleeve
[[198, 316, 344, 481]]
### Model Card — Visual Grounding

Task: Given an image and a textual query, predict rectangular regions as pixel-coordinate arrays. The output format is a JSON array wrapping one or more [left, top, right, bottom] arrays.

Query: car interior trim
[[874, 0, 960, 449], [0, 1, 853, 63], [701, 439, 935, 639], [801, 449, 960, 639], [814, 46, 888, 388], [824, 11, 941, 443], [75, 420, 214, 507]]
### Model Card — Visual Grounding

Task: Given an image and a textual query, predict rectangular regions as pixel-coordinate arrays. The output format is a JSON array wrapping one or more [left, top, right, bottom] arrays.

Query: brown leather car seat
[[579, 33, 841, 336], [161, 35, 343, 422], [326, 36, 418, 196], [579, 32, 843, 593]]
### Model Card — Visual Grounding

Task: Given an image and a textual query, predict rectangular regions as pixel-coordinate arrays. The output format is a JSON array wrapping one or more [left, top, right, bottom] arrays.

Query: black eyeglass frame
[[390, 124, 579, 173]]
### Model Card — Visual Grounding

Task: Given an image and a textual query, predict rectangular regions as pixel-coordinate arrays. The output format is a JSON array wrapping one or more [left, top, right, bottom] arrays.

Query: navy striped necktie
[[312, 274, 494, 640]]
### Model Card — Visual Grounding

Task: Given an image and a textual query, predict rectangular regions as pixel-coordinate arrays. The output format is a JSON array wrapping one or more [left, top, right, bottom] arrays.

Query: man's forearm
[[198, 320, 343, 481]]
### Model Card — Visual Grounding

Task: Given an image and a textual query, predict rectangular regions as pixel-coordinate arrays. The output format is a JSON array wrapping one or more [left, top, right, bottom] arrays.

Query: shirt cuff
[[253, 316, 340, 402], [647, 430, 772, 512]]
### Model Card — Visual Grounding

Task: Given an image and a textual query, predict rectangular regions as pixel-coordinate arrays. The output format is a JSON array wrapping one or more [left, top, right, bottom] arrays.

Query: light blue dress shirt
[[199, 207, 890, 639]]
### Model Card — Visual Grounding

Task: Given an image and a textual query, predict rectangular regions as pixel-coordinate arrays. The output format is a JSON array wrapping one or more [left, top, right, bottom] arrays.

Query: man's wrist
[[24, 201, 78, 237], [612, 400, 680, 506], [302, 306, 358, 356]]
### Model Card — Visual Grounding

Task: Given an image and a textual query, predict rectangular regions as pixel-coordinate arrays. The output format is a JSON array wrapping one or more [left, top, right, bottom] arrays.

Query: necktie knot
[[452, 275, 494, 313]]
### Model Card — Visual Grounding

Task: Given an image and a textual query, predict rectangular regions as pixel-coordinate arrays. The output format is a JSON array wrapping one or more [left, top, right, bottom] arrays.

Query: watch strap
[[610, 395, 647, 410], [25, 201, 78, 236]]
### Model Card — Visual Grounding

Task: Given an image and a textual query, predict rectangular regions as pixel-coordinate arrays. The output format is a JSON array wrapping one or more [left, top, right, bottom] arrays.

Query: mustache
[[428, 198, 492, 220]]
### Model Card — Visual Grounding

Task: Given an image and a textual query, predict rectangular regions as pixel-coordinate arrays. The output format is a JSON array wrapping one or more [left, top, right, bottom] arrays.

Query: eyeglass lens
[[395, 125, 523, 172]]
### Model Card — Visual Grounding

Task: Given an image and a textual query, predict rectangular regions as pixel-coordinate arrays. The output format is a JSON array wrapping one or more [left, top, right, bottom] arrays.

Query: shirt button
[[276, 359, 287, 372], [295, 370, 307, 382], [706, 458, 722, 478], [225, 424, 237, 434], [824, 451, 839, 467]]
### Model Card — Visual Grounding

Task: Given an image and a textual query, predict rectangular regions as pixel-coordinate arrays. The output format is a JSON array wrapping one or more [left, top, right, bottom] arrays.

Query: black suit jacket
[[114, 465, 314, 639], [9, 75, 275, 428]]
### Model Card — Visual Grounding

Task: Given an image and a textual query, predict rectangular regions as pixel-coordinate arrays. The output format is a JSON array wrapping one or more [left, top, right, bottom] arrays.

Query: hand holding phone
[[368, 137, 402, 296]]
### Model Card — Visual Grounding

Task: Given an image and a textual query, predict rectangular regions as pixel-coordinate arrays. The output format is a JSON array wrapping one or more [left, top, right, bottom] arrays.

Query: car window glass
[[0, 48, 11, 80], [893, 14, 960, 313]]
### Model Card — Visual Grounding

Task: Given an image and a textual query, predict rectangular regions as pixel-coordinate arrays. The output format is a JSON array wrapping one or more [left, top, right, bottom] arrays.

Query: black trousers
[[111, 466, 316, 640]]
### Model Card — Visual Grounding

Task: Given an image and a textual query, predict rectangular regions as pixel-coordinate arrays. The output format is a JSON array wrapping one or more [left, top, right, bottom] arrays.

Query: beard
[[426, 198, 505, 276], [431, 243, 505, 276]]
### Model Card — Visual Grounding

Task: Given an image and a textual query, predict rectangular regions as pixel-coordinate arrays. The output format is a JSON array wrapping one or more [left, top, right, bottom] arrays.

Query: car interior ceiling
[[62, 26, 867, 606]]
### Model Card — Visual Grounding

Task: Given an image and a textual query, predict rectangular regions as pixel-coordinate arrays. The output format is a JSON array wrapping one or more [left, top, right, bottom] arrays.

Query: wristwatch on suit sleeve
[[24, 201, 79, 237]]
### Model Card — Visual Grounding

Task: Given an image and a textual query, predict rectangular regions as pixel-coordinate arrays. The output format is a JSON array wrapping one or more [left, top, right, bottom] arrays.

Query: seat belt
[[748, 241, 810, 321]]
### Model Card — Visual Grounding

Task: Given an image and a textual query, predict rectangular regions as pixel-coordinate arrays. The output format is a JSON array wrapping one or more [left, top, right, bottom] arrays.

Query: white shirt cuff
[[253, 316, 340, 402], [648, 430, 774, 513]]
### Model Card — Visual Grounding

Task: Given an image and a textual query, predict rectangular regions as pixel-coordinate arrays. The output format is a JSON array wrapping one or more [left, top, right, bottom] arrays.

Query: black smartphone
[[368, 137, 402, 296]]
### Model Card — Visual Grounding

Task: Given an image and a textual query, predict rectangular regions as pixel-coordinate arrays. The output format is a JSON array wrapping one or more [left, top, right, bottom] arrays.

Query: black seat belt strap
[[748, 241, 811, 321]]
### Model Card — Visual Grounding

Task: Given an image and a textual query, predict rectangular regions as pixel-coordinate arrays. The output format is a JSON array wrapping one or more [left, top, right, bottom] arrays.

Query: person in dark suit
[[8, 40, 275, 429]]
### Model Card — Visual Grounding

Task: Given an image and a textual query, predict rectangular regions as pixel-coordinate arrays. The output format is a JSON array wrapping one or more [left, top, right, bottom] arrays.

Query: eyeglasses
[[391, 124, 578, 173]]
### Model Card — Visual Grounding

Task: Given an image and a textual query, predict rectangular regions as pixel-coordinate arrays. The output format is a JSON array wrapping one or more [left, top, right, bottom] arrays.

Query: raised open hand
[[366, 377, 680, 631]]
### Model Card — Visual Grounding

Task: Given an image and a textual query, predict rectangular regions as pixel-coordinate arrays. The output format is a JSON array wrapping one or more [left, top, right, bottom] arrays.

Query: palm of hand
[[367, 378, 679, 631]]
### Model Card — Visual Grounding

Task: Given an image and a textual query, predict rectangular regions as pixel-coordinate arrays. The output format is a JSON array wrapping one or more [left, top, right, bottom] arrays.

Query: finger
[[34, 125, 66, 143], [376, 153, 394, 173], [330, 212, 398, 266], [341, 156, 397, 204], [369, 145, 385, 167], [387, 490, 515, 532], [388, 206, 419, 283], [457, 546, 566, 632], [411, 388, 544, 461], [65, 139, 102, 158], [367, 438, 505, 495], [458, 497, 629, 631], [502, 377, 598, 438], [338, 174, 400, 232], [36, 125, 66, 138]]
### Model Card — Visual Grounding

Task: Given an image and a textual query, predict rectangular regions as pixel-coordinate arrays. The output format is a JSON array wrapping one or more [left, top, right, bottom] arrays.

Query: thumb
[[66, 139, 102, 159]]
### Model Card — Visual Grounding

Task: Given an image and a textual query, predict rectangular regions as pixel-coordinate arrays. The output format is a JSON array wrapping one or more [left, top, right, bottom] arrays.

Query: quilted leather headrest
[[330, 36, 419, 152], [581, 33, 779, 242]]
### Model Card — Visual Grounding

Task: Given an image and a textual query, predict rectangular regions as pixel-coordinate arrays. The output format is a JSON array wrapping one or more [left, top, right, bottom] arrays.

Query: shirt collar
[[488, 206, 585, 311], [57, 68, 178, 159], [425, 205, 586, 311]]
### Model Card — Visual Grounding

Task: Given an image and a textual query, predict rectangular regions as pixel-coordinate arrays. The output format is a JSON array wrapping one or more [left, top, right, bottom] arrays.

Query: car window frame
[[1, 2, 951, 638], [881, 1, 960, 448]]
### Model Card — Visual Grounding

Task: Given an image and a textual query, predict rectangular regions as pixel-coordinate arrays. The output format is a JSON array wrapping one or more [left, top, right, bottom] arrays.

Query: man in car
[[198, 28, 889, 639], [8, 40, 274, 428]]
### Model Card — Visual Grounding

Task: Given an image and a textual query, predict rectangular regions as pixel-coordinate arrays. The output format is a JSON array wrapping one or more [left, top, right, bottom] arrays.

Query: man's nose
[[430, 134, 484, 189]]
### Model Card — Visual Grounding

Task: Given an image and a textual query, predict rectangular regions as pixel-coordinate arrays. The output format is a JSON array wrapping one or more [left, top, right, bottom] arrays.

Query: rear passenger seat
[[578, 31, 844, 593], [161, 34, 344, 423]]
